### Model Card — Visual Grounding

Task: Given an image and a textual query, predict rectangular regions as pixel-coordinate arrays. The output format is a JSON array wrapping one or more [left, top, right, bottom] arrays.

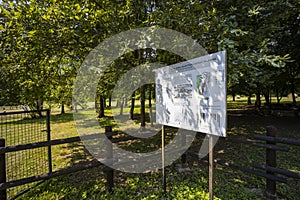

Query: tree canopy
[[1, 0, 299, 112]]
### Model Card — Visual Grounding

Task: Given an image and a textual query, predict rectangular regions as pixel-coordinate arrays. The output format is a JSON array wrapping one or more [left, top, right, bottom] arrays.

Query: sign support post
[[209, 135, 214, 200], [162, 125, 166, 192]]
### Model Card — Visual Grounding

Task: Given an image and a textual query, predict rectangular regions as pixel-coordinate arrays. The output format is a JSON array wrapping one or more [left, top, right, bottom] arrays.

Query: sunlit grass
[[2, 98, 299, 199]]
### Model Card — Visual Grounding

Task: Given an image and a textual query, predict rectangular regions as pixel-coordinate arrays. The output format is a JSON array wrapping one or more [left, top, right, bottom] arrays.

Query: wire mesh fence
[[0, 110, 51, 199]]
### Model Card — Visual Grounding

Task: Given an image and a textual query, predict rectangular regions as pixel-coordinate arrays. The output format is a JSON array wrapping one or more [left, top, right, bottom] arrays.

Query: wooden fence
[[0, 125, 300, 199], [0, 126, 131, 200], [0, 110, 51, 199], [214, 126, 300, 200]]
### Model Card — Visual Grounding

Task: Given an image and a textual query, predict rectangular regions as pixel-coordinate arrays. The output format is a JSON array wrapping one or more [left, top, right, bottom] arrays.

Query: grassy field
[[1, 98, 299, 199]]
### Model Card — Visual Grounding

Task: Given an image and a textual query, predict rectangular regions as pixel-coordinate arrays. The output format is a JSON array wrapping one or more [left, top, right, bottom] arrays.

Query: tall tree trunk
[[140, 86, 146, 127], [124, 98, 128, 107], [149, 85, 153, 126], [130, 91, 135, 120], [40, 99, 43, 110], [103, 98, 107, 108], [36, 98, 43, 117], [98, 96, 105, 118], [269, 92, 272, 115], [119, 98, 124, 116], [148, 84, 152, 108], [291, 79, 297, 105], [263, 89, 270, 105], [255, 91, 261, 111], [95, 98, 99, 111], [275, 86, 280, 104], [61, 101, 65, 114], [109, 97, 112, 107], [247, 96, 252, 105]]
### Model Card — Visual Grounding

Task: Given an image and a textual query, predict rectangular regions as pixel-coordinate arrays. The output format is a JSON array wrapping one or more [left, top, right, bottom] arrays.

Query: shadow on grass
[[50, 113, 75, 124], [17, 109, 300, 199], [0, 114, 47, 126]]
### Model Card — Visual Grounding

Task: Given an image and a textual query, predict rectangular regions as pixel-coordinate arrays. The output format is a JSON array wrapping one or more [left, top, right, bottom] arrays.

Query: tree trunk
[[263, 89, 270, 105], [152, 84, 156, 99], [61, 101, 65, 114], [40, 99, 43, 110], [149, 85, 154, 126], [98, 96, 105, 118], [148, 84, 152, 108], [36, 99, 43, 117], [269, 92, 272, 115], [95, 98, 99, 112], [103, 98, 107, 108], [130, 91, 135, 120], [247, 96, 252, 105], [291, 79, 297, 105], [255, 91, 261, 111], [124, 98, 128, 107], [275, 86, 280, 104], [140, 86, 146, 127], [119, 98, 124, 116], [109, 97, 112, 107]]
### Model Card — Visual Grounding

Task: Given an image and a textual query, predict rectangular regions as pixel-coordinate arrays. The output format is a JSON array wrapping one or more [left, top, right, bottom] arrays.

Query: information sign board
[[156, 51, 226, 137]]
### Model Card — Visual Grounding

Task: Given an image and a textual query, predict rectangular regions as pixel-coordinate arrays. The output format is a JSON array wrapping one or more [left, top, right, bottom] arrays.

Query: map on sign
[[156, 51, 226, 137]]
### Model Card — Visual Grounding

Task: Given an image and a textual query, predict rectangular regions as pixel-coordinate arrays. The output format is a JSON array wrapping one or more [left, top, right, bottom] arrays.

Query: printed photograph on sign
[[156, 51, 226, 137]]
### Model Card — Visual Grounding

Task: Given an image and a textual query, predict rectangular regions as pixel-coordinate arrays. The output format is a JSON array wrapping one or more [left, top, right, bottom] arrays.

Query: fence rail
[[216, 125, 300, 200], [0, 125, 142, 199], [0, 160, 103, 191], [214, 159, 287, 183], [0, 132, 112, 154], [0, 110, 51, 199], [253, 134, 300, 146], [225, 137, 289, 151]]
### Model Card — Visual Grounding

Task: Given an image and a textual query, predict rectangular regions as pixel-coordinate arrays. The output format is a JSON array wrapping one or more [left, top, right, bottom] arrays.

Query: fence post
[[265, 126, 277, 200], [46, 110, 52, 173], [105, 126, 114, 193], [0, 139, 7, 200]]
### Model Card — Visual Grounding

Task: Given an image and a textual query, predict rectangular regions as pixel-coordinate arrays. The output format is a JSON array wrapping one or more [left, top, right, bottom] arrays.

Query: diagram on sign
[[156, 51, 226, 137]]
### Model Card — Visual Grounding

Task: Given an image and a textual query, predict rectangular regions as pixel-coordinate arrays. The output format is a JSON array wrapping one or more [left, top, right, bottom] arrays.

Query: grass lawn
[[2, 98, 299, 199]]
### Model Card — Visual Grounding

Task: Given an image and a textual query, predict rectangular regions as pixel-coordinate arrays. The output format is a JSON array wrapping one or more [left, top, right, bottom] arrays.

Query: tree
[[1, 0, 298, 119]]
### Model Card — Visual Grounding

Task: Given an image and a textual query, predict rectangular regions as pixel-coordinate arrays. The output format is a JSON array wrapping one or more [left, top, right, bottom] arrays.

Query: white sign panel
[[156, 51, 226, 137]]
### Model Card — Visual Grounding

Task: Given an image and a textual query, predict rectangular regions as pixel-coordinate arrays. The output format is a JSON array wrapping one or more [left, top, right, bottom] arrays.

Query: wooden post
[[105, 126, 114, 193], [265, 126, 277, 200], [46, 110, 52, 173], [162, 125, 166, 192], [208, 135, 214, 200], [0, 139, 7, 200]]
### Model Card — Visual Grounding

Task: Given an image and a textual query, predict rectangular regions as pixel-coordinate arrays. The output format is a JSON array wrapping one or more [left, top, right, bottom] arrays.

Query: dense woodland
[[0, 0, 299, 118]]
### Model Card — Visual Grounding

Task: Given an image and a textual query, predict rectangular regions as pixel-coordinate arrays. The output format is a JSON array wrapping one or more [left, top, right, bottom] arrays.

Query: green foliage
[[1, 0, 299, 108]]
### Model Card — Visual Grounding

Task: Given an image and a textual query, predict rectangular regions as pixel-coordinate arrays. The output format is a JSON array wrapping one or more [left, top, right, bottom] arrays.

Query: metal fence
[[0, 110, 51, 199]]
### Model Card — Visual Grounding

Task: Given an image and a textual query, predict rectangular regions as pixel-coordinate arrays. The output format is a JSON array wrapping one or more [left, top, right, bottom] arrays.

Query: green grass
[[2, 99, 299, 199], [20, 164, 264, 200]]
